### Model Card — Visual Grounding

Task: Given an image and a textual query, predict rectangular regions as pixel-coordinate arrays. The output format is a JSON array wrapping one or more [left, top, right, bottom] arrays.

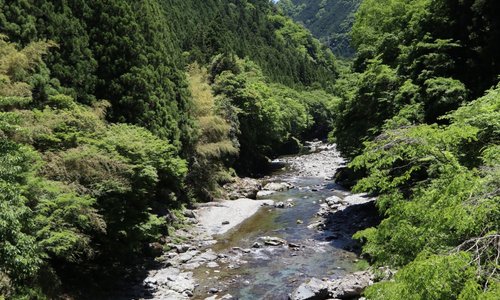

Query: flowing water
[[191, 172, 365, 299]]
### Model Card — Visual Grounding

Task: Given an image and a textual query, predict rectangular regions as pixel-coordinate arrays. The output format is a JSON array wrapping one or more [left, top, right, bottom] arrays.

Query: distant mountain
[[277, 0, 362, 57]]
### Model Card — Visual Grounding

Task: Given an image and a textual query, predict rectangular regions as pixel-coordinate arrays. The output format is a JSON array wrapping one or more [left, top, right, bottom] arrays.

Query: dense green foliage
[[0, 36, 189, 297], [186, 63, 238, 201], [330, 0, 500, 298], [353, 83, 500, 299], [0, 1, 341, 297], [210, 55, 339, 174], [278, 0, 362, 57], [167, 0, 337, 88], [332, 0, 500, 160]]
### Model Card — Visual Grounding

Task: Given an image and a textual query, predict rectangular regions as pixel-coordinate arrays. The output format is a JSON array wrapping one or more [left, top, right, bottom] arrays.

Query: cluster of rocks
[[311, 192, 377, 232], [278, 143, 345, 179], [223, 177, 295, 200], [223, 177, 262, 200], [142, 242, 252, 299], [289, 271, 375, 300], [290, 267, 396, 300], [317, 195, 347, 217]]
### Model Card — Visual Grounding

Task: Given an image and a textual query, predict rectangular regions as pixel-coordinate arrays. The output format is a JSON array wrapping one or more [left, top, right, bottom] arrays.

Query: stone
[[296, 219, 304, 224], [259, 236, 287, 246], [257, 190, 275, 198], [222, 221, 230, 225], [325, 196, 342, 206], [224, 177, 262, 199], [176, 250, 200, 263], [206, 261, 219, 268], [327, 271, 375, 299], [274, 201, 286, 208], [175, 244, 191, 254], [252, 242, 262, 248], [183, 209, 197, 219], [182, 262, 202, 270], [290, 278, 328, 300], [263, 182, 291, 192], [198, 249, 218, 261], [209, 287, 219, 294]]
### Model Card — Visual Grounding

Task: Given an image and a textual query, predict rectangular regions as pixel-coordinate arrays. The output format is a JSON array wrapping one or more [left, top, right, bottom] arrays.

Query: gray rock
[[199, 249, 218, 261], [183, 209, 197, 219], [182, 262, 201, 270], [176, 250, 200, 263], [175, 244, 191, 254], [264, 182, 292, 192], [252, 242, 262, 248], [206, 261, 219, 268], [167, 273, 194, 294], [224, 177, 262, 199], [325, 196, 342, 206], [290, 278, 328, 300], [257, 190, 275, 198], [328, 271, 374, 299], [274, 201, 286, 208], [259, 236, 287, 246]]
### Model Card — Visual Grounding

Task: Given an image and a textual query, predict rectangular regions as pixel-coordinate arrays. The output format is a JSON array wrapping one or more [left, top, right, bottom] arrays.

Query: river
[[134, 143, 379, 300]]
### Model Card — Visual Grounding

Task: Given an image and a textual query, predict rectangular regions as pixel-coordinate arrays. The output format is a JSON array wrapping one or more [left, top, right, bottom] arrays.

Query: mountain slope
[[278, 0, 362, 57]]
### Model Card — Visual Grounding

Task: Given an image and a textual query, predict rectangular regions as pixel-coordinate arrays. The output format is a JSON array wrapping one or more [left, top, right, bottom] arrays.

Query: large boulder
[[224, 178, 262, 200], [256, 190, 275, 198], [290, 278, 329, 300], [263, 182, 293, 192]]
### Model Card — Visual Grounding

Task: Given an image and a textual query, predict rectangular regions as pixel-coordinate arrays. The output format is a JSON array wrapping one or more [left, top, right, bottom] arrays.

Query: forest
[[0, 0, 499, 299], [277, 0, 362, 57]]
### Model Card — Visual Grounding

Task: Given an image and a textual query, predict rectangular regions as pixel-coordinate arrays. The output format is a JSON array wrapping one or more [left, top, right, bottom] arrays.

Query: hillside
[[277, 0, 362, 57], [0, 0, 340, 298]]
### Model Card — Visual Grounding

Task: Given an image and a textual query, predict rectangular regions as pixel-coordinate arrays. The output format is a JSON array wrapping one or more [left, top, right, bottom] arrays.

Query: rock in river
[[263, 182, 292, 192], [290, 277, 328, 300], [259, 236, 287, 246], [257, 190, 275, 198], [274, 201, 286, 208]]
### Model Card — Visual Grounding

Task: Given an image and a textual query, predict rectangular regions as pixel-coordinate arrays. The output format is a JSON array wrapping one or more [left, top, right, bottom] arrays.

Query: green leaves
[[351, 85, 500, 298], [365, 252, 477, 300]]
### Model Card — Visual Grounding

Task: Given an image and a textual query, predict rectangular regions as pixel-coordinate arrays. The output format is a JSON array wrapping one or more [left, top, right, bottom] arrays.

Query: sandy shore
[[195, 198, 274, 235]]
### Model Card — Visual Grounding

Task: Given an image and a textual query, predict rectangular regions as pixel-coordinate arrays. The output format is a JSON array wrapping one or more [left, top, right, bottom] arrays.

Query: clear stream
[[191, 174, 363, 300]]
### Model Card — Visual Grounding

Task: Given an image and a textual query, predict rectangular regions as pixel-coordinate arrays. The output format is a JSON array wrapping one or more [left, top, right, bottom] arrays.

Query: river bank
[[127, 142, 382, 300]]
